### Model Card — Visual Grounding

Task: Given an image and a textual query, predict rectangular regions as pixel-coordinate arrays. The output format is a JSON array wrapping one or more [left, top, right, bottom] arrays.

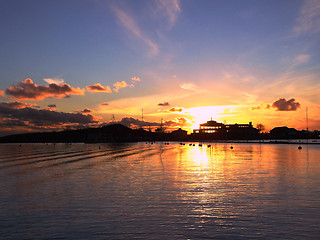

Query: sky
[[0, 0, 320, 136]]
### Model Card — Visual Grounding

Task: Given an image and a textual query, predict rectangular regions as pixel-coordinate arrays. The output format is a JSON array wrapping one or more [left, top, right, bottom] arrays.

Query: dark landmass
[[0, 124, 187, 143], [0, 124, 318, 143]]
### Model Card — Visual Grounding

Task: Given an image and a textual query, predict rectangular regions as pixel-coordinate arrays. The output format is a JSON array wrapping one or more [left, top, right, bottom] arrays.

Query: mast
[[142, 108, 144, 122], [306, 107, 308, 132], [306, 107, 309, 144]]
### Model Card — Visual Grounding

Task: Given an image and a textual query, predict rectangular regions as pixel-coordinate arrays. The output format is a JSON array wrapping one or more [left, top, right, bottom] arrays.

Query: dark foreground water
[[0, 142, 320, 239]]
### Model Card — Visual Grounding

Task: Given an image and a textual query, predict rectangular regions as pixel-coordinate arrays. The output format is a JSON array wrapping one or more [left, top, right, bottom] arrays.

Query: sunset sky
[[1, 0, 320, 136]]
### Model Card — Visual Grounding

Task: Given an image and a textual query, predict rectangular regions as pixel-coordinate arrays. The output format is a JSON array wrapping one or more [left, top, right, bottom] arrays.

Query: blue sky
[[0, 0, 320, 135]]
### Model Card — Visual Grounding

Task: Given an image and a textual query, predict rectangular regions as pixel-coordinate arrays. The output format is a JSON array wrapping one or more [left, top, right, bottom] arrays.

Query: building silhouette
[[192, 119, 258, 140]]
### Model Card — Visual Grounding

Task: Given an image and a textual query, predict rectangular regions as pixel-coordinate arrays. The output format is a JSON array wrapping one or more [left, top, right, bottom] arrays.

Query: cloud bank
[[0, 101, 99, 130], [0, 101, 39, 109]]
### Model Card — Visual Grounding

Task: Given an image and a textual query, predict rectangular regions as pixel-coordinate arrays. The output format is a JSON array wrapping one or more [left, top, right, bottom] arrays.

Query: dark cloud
[[0, 118, 29, 127], [169, 107, 184, 112], [77, 108, 93, 114], [0, 101, 39, 109], [117, 117, 159, 128], [86, 83, 112, 93], [5, 79, 85, 100], [48, 104, 56, 108], [272, 98, 301, 111], [158, 102, 170, 106], [0, 104, 99, 127]]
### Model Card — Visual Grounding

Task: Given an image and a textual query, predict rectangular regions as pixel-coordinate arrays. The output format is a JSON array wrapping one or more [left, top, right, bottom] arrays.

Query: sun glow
[[186, 106, 240, 130]]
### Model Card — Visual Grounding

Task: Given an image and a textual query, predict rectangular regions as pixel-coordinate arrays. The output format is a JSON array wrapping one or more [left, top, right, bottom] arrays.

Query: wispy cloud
[[111, 5, 159, 57], [180, 83, 202, 92], [43, 78, 64, 85], [294, 54, 311, 64], [293, 0, 320, 35], [0, 90, 4, 97], [156, 0, 181, 26]]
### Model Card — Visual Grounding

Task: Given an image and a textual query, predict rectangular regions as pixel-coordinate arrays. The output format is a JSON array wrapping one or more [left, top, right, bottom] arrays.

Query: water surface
[[1, 143, 319, 239]]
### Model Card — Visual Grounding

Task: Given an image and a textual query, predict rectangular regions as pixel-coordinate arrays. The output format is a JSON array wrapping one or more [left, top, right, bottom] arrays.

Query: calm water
[[0, 142, 320, 239]]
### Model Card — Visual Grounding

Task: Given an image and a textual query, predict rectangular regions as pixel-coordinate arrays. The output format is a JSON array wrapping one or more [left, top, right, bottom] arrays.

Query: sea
[[0, 142, 320, 239]]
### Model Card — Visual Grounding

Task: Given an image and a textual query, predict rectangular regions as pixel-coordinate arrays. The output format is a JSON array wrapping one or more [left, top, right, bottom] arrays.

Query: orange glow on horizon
[[185, 106, 240, 130]]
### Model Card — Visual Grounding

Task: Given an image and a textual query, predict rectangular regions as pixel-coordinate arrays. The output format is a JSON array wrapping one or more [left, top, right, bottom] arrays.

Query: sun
[[186, 106, 239, 130]]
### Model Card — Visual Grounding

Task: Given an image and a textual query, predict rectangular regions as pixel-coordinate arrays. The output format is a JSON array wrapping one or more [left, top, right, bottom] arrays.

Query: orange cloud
[[131, 76, 141, 82], [5, 79, 85, 100], [169, 107, 184, 112], [113, 81, 129, 92], [86, 83, 112, 93], [251, 103, 271, 110], [0, 90, 4, 96], [100, 102, 109, 106]]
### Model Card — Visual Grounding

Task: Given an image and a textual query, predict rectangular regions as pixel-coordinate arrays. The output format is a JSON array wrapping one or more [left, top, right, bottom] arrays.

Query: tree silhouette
[[256, 124, 265, 133]]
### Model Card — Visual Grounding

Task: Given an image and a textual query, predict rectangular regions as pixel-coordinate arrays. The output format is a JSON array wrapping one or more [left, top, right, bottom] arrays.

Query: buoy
[[298, 146, 302, 150], [230, 146, 233, 149]]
